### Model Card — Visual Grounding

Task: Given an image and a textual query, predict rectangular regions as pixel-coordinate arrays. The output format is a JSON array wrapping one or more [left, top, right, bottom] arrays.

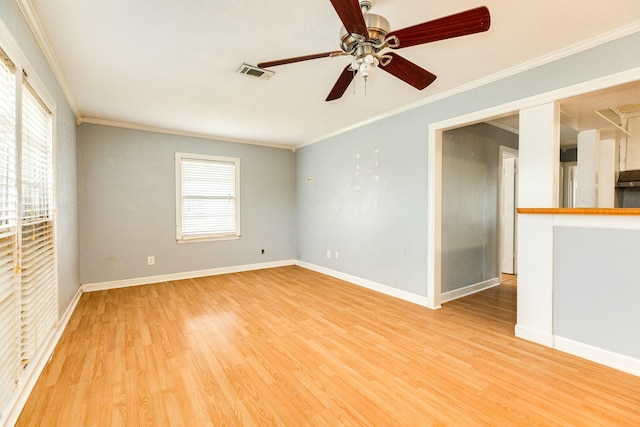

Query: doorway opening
[[437, 123, 519, 305]]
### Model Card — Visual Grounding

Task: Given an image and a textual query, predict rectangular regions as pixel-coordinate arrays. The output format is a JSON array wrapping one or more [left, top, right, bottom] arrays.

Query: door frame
[[499, 146, 519, 275]]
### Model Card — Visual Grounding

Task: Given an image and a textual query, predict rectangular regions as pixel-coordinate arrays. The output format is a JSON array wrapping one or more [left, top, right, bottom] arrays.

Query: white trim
[[81, 260, 295, 292], [554, 336, 640, 377], [15, 0, 79, 120], [81, 117, 295, 151], [426, 127, 442, 310], [440, 277, 500, 304], [298, 22, 640, 149], [295, 261, 430, 308], [3, 285, 82, 427], [498, 146, 519, 276], [515, 324, 555, 347]]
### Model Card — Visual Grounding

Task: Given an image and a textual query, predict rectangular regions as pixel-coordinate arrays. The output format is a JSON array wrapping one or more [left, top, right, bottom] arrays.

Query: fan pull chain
[[353, 69, 357, 96]]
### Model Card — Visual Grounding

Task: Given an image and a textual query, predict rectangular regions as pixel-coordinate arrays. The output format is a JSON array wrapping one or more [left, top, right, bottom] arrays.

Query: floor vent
[[237, 63, 274, 80]]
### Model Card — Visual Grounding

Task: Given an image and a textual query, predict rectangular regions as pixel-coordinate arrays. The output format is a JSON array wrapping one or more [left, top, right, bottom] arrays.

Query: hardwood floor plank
[[16, 266, 640, 425]]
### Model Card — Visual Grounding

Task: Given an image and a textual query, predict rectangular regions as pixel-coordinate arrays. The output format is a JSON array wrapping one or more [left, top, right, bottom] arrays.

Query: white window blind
[[0, 50, 19, 409], [20, 80, 56, 364], [176, 153, 240, 241]]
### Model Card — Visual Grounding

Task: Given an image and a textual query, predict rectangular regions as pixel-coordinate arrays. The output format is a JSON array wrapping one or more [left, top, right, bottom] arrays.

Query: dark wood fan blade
[[387, 6, 490, 49], [330, 0, 368, 37], [379, 53, 436, 90], [258, 51, 345, 68], [326, 65, 356, 101]]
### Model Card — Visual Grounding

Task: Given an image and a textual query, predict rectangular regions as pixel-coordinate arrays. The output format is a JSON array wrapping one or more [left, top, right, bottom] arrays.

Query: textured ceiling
[[26, 0, 640, 147]]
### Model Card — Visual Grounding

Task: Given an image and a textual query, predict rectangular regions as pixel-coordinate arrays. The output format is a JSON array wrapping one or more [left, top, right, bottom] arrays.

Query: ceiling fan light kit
[[257, 0, 491, 101]]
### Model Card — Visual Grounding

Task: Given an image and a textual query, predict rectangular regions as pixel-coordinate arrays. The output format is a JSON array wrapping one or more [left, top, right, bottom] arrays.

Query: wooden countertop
[[517, 208, 640, 215]]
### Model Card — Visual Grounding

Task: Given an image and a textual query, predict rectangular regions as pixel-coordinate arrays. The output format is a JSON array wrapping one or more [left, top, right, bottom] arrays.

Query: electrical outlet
[[326, 250, 331, 259], [147, 256, 155, 266], [335, 251, 339, 259]]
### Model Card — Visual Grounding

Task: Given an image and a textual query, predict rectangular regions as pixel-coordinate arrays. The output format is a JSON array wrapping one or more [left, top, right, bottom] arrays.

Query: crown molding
[[80, 117, 295, 151], [486, 120, 519, 134], [15, 0, 80, 120]]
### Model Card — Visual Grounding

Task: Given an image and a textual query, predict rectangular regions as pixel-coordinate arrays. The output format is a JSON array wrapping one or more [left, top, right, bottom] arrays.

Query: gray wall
[[441, 123, 518, 293], [78, 124, 295, 284], [554, 227, 640, 358], [296, 31, 640, 298], [0, 0, 80, 314]]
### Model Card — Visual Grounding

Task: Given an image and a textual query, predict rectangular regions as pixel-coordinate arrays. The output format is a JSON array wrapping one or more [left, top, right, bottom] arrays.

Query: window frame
[[175, 152, 241, 243]]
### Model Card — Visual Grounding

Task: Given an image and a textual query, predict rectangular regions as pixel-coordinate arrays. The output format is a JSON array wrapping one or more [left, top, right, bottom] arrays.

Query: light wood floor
[[17, 267, 640, 426]]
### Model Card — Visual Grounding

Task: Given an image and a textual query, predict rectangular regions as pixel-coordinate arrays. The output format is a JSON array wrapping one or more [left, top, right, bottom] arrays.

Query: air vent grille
[[237, 64, 274, 80]]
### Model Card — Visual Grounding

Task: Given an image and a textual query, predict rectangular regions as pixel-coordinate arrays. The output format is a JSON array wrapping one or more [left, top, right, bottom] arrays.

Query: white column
[[598, 139, 616, 208], [576, 129, 600, 207], [518, 102, 560, 207], [515, 102, 559, 346]]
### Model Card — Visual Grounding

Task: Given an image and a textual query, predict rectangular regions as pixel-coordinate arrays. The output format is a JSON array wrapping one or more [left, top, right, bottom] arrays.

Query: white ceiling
[[26, 0, 640, 147]]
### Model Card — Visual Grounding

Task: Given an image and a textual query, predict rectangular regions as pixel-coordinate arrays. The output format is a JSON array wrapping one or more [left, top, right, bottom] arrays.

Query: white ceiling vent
[[237, 63, 274, 80]]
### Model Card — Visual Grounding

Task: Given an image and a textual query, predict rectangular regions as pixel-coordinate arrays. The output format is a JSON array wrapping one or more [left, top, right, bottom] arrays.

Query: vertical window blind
[[0, 49, 19, 412], [0, 46, 57, 418], [176, 153, 240, 241]]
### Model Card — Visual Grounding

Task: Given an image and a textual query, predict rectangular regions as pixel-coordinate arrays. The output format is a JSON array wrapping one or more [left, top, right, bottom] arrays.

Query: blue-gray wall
[[296, 111, 429, 294], [554, 227, 640, 359], [0, 0, 80, 314], [442, 123, 519, 293], [296, 31, 640, 298], [77, 124, 295, 284]]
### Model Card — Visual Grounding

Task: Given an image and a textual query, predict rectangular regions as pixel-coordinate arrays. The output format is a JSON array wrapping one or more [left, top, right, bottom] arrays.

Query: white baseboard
[[440, 277, 500, 303], [82, 259, 296, 292], [515, 324, 555, 347], [554, 336, 640, 377], [3, 285, 83, 427], [294, 260, 429, 307]]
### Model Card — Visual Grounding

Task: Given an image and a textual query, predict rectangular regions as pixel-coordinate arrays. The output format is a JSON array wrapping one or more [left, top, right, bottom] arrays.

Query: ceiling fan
[[258, 0, 491, 101]]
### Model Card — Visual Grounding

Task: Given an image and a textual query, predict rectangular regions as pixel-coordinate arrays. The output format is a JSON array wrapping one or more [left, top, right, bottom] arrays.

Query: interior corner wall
[[0, 0, 80, 314], [441, 123, 518, 293], [296, 31, 640, 299], [77, 124, 296, 284]]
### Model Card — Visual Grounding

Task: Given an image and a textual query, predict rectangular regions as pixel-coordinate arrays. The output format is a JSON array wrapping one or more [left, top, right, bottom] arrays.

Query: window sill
[[177, 234, 241, 243]]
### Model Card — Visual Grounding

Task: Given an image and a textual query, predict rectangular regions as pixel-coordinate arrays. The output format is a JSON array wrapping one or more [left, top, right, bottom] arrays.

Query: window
[[0, 45, 56, 417], [175, 152, 240, 242]]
